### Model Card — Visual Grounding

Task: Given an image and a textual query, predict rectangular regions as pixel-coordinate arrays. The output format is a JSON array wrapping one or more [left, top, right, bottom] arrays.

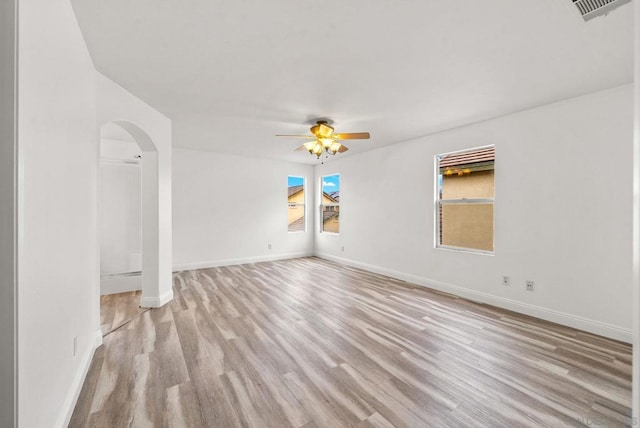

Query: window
[[288, 176, 305, 232], [436, 146, 495, 253], [321, 174, 340, 233]]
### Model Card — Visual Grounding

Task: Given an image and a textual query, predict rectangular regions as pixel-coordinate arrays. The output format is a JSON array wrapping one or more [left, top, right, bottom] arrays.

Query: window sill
[[435, 245, 494, 256]]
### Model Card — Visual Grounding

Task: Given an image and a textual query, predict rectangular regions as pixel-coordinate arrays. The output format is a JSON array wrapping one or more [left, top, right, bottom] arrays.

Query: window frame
[[434, 145, 495, 255], [320, 173, 340, 235], [287, 175, 306, 233]]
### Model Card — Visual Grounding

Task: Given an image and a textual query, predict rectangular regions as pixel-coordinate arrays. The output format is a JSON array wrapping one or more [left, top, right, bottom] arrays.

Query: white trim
[[316, 252, 631, 343], [11, 0, 19, 423], [172, 251, 314, 272], [100, 273, 142, 295], [10, 1, 19, 426], [94, 329, 103, 348], [100, 271, 141, 279], [439, 198, 495, 205], [55, 337, 98, 428], [140, 289, 174, 308], [435, 143, 495, 157], [435, 244, 495, 256], [99, 157, 141, 166]]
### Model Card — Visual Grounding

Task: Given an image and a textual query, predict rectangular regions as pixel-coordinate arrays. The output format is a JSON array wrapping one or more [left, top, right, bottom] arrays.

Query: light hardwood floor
[[70, 257, 632, 427]]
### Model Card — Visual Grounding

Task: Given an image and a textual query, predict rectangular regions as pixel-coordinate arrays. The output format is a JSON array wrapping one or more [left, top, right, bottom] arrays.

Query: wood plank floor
[[70, 257, 632, 427]]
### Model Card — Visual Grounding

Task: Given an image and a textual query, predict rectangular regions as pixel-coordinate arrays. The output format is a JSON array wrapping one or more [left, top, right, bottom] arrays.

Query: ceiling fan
[[276, 120, 370, 159]]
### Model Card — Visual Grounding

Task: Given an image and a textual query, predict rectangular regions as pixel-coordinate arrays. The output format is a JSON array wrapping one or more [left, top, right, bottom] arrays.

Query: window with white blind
[[436, 146, 495, 253]]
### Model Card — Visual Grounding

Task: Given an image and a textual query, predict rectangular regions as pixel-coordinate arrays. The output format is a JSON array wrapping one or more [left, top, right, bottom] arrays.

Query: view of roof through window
[[322, 174, 340, 233], [287, 176, 305, 232]]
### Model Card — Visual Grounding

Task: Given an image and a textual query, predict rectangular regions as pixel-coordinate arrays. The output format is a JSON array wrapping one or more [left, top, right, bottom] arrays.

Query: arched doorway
[[99, 121, 164, 308]]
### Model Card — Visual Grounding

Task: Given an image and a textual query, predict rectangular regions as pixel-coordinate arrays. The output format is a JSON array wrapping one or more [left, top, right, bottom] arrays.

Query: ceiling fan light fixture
[[303, 141, 316, 153], [311, 122, 334, 138], [278, 120, 370, 161], [320, 138, 333, 148], [329, 141, 342, 154], [312, 142, 323, 158]]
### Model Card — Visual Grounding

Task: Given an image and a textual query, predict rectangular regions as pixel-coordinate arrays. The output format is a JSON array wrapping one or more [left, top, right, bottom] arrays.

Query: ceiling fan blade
[[294, 145, 308, 152], [334, 132, 370, 140], [275, 134, 316, 138], [338, 145, 349, 153]]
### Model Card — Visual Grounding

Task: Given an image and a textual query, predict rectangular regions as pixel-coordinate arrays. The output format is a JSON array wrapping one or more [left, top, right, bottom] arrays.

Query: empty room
[[2, 0, 640, 427]]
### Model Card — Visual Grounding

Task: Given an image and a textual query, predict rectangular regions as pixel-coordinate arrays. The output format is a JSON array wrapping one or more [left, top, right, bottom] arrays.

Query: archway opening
[[99, 123, 143, 296], [98, 121, 160, 318]]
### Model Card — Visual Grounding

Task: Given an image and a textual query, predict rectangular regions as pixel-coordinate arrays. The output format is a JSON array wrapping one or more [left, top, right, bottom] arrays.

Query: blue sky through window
[[288, 176, 304, 187], [322, 174, 340, 197]]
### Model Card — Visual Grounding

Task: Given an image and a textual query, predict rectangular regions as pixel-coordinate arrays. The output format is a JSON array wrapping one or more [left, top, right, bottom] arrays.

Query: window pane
[[288, 176, 304, 201], [288, 176, 304, 187], [288, 176, 305, 232], [439, 164, 494, 199], [322, 205, 340, 233], [288, 206, 305, 232], [322, 174, 340, 201], [439, 203, 493, 251]]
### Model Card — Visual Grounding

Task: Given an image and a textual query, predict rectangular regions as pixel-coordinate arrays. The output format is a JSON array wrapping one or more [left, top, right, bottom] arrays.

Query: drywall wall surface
[[96, 73, 173, 307], [0, 0, 17, 426], [99, 162, 142, 275], [632, 0, 640, 421], [17, 0, 99, 426], [316, 84, 633, 341], [172, 149, 314, 269], [99, 138, 142, 278], [100, 137, 141, 160]]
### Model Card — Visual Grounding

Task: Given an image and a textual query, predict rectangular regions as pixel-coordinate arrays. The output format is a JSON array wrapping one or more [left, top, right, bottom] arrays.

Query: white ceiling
[[71, 0, 633, 164]]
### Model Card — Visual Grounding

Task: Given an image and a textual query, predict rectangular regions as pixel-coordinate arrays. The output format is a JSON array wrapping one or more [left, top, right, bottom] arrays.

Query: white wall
[[97, 74, 173, 307], [99, 138, 142, 276], [316, 84, 633, 342], [173, 149, 314, 270], [15, 2, 172, 425], [17, 0, 99, 427], [632, 0, 639, 421], [99, 162, 142, 275], [0, 0, 17, 426], [100, 136, 141, 160]]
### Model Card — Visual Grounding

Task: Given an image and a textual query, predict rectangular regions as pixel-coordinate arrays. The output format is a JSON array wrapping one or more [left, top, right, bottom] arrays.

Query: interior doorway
[[99, 123, 143, 296], [98, 121, 163, 316]]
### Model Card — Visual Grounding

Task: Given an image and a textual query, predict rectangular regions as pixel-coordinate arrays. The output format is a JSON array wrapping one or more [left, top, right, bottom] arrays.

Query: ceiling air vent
[[572, 0, 631, 21]]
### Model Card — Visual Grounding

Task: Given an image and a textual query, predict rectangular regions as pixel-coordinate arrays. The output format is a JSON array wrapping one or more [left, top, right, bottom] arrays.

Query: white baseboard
[[100, 273, 142, 295], [140, 289, 174, 308], [56, 330, 101, 428], [316, 252, 632, 343], [172, 251, 314, 272], [95, 329, 103, 348]]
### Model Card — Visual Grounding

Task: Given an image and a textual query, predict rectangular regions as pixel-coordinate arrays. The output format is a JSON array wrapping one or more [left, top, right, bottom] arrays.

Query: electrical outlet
[[341, 246, 345, 252], [73, 336, 77, 357], [268, 243, 272, 250], [502, 276, 509, 286], [526, 280, 534, 291]]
